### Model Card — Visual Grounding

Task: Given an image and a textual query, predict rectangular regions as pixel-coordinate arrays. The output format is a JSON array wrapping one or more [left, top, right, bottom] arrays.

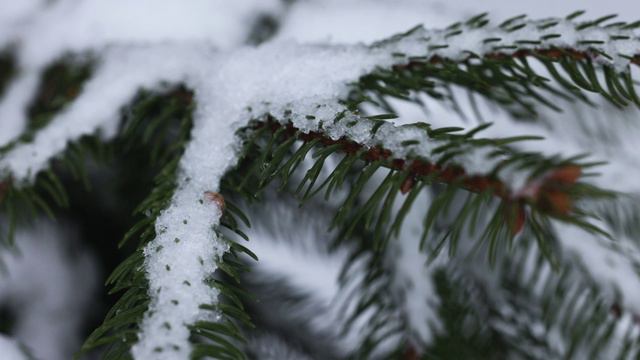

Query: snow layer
[[131, 41, 408, 359], [0, 0, 283, 149], [1, 1, 640, 358], [431, 0, 640, 23], [279, 0, 640, 45], [2, 15, 639, 183], [4, 35, 422, 358], [0, 220, 97, 360], [277, 0, 446, 44], [0, 0, 283, 66]]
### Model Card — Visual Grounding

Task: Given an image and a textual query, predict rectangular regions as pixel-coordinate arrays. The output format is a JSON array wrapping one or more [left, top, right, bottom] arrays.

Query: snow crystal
[[2, 12, 639, 186], [0, 220, 97, 360], [1, 2, 640, 358], [2, 37, 414, 358], [133, 41, 403, 359]]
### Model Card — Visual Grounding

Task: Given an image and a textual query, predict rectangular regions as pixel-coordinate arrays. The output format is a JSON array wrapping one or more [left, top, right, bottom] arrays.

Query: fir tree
[[0, 1, 640, 359]]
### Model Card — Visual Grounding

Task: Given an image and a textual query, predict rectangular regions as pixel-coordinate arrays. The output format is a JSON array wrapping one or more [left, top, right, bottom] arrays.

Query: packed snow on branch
[[3, 2, 446, 356], [1, 0, 640, 358]]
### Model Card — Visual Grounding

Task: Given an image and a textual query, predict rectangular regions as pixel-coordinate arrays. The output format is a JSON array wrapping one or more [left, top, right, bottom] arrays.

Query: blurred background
[[1, 1, 639, 359]]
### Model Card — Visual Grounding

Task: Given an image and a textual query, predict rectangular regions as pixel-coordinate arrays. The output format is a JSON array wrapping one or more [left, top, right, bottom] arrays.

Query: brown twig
[[258, 121, 580, 223], [393, 48, 640, 71]]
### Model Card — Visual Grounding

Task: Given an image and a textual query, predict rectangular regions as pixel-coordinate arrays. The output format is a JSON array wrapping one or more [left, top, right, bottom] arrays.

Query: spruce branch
[[78, 88, 258, 360], [1, 9, 640, 359], [358, 14, 640, 120], [241, 116, 614, 260]]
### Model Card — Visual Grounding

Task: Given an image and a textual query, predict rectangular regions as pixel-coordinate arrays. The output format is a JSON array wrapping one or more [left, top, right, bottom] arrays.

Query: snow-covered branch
[[1, 2, 640, 358]]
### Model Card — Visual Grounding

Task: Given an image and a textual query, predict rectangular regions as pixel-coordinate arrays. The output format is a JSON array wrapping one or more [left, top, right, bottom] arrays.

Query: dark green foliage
[[219, 117, 620, 358], [1, 12, 640, 359], [0, 303, 16, 335], [246, 14, 280, 45], [338, 250, 404, 359], [79, 88, 259, 360], [423, 233, 640, 359], [230, 118, 613, 268], [26, 56, 93, 133], [426, 270, 511, 360], [0, 55, 93, 156], [502, 238, 639, 359], [359, 51, 639, 121], [0, 51, 15, 99], [364, 14, 640, 121], [0, 136, 105, 247], [80, 89, 194, 359]]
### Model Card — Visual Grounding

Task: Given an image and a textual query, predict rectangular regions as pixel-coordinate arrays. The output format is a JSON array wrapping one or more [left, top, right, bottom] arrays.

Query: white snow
[[132, 40, 410, 358], [238, 197, 356, 354], [391, 189, 445, 347], [240, 203, 344, 303], [0, 220, 98, 360], [0, 71, 39, 146], [3, 36, 422, 358], [0, 0, 283, 149], [0, 0, 283, 68], [0, 335, 28, 360], [0, 45, 213, 181], [1, 1, 640, 359], [236, 193, 408, 356], [276, 0, 447, 44], [554, 220, 640, 313], [1, 10, 638, 185], [277, 0, 640, 45], [428, 0, 640, 23], [247, 333, 313, 360]]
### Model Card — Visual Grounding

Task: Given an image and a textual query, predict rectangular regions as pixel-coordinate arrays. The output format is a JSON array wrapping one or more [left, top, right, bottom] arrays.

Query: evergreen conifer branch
[[223, 112, 637, 358], [494, 238, 640, 358], [237, 112, 614, 260], [1, 9, 640, 359], [78, 89, 255, 360]]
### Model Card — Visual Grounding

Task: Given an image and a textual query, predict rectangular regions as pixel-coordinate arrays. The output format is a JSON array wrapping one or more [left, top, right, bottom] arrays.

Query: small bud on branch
[[204, 191, 225, 212]]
